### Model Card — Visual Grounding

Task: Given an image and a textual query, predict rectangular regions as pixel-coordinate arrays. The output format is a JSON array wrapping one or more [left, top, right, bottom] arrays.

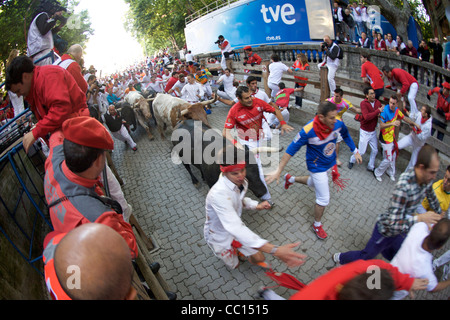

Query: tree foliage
[[356, 0, 433, 41], [0, 0, 93, 80], [124, 0, 233, 55]]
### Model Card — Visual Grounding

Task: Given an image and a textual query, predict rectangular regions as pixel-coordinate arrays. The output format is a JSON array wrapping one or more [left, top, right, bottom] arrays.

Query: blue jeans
[[339, 223, 406, 264]]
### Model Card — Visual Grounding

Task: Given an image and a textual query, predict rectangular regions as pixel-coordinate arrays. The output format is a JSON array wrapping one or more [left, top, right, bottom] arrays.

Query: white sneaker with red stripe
[[284, 173, 293, 190]]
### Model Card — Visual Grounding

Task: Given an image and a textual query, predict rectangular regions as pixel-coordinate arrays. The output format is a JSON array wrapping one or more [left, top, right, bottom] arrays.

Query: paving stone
[[110, 100, 449, 300]]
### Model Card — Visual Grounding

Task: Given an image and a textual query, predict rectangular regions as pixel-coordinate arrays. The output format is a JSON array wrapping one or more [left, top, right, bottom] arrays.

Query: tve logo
[[260, 3, 296, 25]]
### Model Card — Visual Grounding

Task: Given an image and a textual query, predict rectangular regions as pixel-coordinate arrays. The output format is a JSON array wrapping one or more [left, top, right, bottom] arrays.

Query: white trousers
[[307, 170, 330, 207], [268, 82, 280, 98], [265, 109, 290, 127], [217, 90, 236, 101], [374, 142, 396, 178], [406, 82, 419, 119], [111, 125, 137, 149], [326, 63, 339, 93], [238, 138, 271, 201], [350, 128, 378, 170], [397, 134, 424, 171], [203, 83, 212, 98]]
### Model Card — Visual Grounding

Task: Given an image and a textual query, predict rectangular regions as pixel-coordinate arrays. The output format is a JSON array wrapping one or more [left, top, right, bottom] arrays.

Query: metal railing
[[185, 0, 242, 25]]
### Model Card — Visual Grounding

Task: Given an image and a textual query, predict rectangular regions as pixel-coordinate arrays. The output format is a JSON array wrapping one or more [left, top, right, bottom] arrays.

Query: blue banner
[[184, 0, 333, 55]]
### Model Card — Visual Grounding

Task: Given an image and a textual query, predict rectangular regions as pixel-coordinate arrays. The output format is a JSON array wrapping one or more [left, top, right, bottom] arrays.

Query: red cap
[[62, 116, 114, 150], [443, 82, 450, 90], [244, 46, 252, 51]]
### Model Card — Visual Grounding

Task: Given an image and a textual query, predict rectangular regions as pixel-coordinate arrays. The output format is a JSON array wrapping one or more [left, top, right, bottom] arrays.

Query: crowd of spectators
[[1, 0, 450, 302]]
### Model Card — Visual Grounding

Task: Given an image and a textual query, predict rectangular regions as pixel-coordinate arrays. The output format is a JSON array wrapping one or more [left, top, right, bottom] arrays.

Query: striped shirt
[[377, 169, 441, 237]]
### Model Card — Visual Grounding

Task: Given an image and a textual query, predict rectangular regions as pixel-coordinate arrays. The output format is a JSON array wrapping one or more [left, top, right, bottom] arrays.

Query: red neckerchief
[[421, 117, 428, 124], [313, 115, 332, 140]]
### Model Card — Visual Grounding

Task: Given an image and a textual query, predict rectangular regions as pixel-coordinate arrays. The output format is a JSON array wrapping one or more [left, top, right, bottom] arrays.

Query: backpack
[[337, 45, 344, 59]]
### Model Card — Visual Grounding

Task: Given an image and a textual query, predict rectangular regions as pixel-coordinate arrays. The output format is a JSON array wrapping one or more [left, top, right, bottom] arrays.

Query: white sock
[[289, 176, 295, 183], [314, 221, 322, 227]]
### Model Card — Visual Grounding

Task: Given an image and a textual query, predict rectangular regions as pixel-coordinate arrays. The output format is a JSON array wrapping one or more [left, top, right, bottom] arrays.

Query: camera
[[321, 42, 328, 50], [215, 40, 221, 45]]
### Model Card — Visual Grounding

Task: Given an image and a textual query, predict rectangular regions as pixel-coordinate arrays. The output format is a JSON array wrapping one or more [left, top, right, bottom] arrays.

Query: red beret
[[443, 82, 450, 90], [244, 46, 252, 51], [62, 116, 114, 150]]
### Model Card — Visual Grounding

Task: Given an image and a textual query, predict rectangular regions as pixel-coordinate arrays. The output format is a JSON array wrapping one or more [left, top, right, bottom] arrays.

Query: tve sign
[[260, 3, 296, 25]]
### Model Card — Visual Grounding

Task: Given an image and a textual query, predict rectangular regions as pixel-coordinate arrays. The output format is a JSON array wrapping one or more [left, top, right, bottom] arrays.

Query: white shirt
[[27, 13, 54, 57], [204, 175, 266, 253], [352, 7, 362, 23], [162, 73, 171, 83], [253, 89, 271, 103], [386, 39, 398, 51], [412, 113, 432, 146], [97, 92, 109, 116], [8, 91, 25, 117], [146, 81, 164, 93], [268, 62, 289, 84], [391, 222, 438, 300], [181, 83, 204, 102], [185, 53, 194, 62], [141, 75, 151, 88], [172, 80, 186, 96], [218, 73, 235, 91]]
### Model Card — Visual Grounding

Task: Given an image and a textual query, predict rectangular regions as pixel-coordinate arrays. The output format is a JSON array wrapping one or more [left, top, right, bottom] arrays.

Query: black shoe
[[366, 167, 374, 172], [166, 291, 177, 300], [348, 162, 354, 169], [267, 200, 275, 209], [149, 262, 160, 274], [144, 286, 178, 300]]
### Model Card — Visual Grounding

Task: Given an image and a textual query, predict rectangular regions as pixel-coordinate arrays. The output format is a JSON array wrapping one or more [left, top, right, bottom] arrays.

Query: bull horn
[[146, 98, 155, 102], [250, 146, 284, 154], [200, 95, 218, 106], [180, 109, 189, 116]]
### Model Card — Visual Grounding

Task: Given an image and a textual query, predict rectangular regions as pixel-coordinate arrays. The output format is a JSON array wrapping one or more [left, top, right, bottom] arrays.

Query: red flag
[[264, 270, 307, 291]]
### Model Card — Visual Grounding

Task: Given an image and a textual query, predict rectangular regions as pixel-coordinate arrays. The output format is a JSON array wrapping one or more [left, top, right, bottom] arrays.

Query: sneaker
[[442, 264, 449, 281], [366, 167, 374, 172], [348, 162, 354, 170], [132, 147, 138, 151], [387, 173, 395, 182], [254, 261, 272, 269], [333, 253, 341, 265], [373, 171, 382, 182], [312, 224, 328, 239], [284, 173, 293, 190]]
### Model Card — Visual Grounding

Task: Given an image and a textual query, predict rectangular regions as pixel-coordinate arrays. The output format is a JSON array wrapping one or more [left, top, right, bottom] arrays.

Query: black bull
[[171, 119, 268, 198], [115, 102, 138, 131]]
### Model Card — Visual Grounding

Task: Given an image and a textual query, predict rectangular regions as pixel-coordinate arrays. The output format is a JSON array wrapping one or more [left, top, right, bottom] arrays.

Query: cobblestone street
[[111, 99, 449, 301]]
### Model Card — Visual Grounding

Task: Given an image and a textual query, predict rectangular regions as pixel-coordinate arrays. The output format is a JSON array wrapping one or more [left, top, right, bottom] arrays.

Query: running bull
[[152, 93, 216, 140], [171, 119, 279, 199]]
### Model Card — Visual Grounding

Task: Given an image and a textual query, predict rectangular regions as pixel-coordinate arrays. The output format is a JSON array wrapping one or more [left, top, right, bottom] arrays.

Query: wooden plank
[[133, 227, 171, 293]]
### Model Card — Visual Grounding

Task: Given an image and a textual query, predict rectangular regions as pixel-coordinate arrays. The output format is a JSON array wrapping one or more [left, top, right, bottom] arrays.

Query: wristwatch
[[270, 246, 279, 255]]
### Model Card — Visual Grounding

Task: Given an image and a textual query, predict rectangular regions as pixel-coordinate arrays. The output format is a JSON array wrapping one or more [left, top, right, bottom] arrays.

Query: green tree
[[0, 0, 92, 82], [359, 0, 432, 41], [125, 0, 234, 55]]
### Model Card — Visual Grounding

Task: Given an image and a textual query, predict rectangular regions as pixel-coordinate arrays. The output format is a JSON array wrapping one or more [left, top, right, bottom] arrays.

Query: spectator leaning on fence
[[320, 35, 342, 95]]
